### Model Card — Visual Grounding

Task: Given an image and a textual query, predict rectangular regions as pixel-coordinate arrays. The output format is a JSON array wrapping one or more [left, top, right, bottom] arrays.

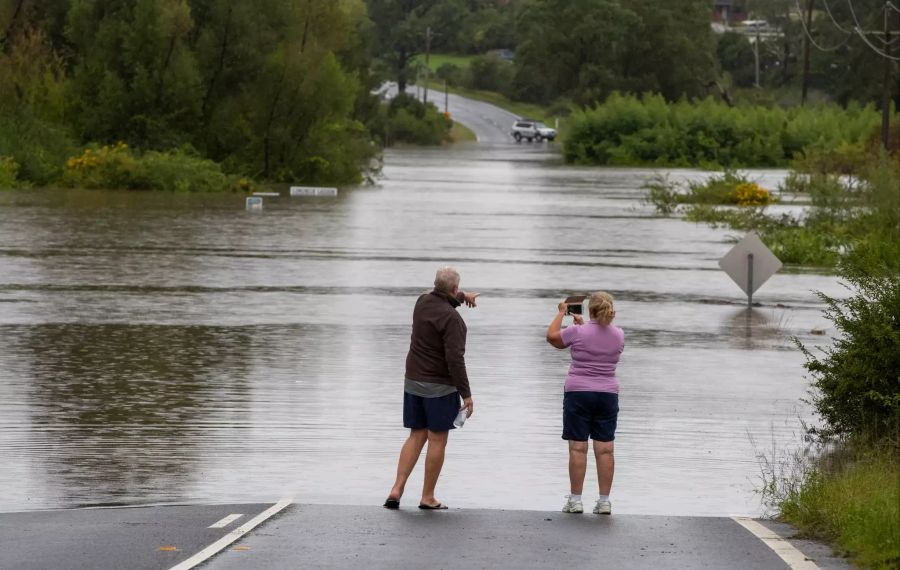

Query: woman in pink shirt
[[546, 292, 623, 515]]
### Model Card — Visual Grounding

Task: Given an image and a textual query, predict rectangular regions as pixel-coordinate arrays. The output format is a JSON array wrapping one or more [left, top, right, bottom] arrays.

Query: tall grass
[[565, 93, 882, 167], [777, 449, 899, 569]]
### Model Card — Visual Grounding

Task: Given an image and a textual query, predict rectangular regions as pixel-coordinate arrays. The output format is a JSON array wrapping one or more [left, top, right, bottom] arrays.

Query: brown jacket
[[404, 289, 471, 399]]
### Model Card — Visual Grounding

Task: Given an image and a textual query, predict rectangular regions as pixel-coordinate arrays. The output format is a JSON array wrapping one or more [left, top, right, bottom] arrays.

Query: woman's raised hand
[[572, 314, 584, 325]]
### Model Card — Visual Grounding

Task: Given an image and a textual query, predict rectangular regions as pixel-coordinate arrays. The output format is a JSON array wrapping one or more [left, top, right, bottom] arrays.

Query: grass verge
[[449, 121, 476, 143], [780, 451, 899, 569], [411, 53, 475, 72]]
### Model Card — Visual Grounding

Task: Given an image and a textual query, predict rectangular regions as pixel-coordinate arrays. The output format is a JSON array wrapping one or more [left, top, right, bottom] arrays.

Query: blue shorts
[[562, 391, 618, 442], [403, 391, 460, 432]]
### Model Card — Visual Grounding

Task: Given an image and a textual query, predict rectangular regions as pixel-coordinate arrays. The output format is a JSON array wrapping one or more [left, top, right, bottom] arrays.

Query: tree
[[514, 0, 639, 104], [367, 0, 437, 92]]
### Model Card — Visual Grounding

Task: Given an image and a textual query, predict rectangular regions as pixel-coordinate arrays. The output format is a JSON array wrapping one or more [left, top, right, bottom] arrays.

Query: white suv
[[511, 119, 556, 142]]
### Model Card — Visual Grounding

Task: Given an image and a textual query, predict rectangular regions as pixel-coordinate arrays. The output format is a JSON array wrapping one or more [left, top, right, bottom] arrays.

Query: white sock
[[598, 494, 610, 503], [568, 494, 582, 503]]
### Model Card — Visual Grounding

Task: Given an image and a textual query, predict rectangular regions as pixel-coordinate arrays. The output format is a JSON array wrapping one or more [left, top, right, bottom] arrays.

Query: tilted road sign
[[718, 232, 782, 306]]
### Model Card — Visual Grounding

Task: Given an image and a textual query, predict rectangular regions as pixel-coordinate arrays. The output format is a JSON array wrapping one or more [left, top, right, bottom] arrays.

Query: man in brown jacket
[[384, 267, 478, 510]]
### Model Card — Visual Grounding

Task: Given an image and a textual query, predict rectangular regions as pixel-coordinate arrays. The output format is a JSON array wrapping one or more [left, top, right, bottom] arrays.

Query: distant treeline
[[373, 0, 897, 108]]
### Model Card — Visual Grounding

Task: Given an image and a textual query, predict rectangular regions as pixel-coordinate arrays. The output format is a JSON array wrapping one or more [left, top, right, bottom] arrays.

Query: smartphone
[[565, 295, 586, 315]]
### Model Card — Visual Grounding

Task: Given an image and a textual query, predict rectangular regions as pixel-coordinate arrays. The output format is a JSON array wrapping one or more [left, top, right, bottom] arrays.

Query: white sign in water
[[252, 192, 280, 197], [718, 232, 782, 306], [245, 196, 263, 211], [289, 186, 338, 197]]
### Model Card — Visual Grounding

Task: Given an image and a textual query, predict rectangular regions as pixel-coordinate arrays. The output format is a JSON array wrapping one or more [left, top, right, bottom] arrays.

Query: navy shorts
[[562, 391, 619, 442], [403, 391, 460, 432]]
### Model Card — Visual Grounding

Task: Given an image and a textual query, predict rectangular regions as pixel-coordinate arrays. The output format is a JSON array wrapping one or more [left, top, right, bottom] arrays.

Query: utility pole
[[754, 22, 761, 88], [801, 0, 814, 105], [423, 26, 432, 105], [881, 2, 892, 149], [444, 80, 449, 114]]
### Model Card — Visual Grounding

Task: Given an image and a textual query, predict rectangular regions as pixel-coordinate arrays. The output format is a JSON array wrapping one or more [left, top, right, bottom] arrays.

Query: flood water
[[0, 145, 842, 516]]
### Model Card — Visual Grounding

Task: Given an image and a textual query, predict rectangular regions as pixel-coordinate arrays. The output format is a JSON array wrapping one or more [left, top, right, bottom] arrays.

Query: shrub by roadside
[[378, 94, 451, 146], [751, 154, 900, 567], [775, 261, 900, 568], [644, 151, 899, 269], [63, 143, 240, 192]]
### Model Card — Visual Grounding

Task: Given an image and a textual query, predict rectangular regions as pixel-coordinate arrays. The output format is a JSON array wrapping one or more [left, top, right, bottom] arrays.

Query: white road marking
[[732, 517, 820, 570], [169, 498, 292, 570], [208, 514, 243, 529]]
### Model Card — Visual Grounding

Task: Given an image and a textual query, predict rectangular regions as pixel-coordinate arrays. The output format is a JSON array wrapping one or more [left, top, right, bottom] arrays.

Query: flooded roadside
[[0, 144, 840, 515]]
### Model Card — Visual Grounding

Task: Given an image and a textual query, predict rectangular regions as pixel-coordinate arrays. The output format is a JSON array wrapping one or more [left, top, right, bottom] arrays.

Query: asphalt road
[[380, 83, 525, 144], [0, 503, 272, 570], [0, 503, 852, 570]]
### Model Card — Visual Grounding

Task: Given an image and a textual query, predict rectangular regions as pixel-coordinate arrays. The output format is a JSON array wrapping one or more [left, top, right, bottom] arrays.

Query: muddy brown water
[[0, 145, 842, 515]]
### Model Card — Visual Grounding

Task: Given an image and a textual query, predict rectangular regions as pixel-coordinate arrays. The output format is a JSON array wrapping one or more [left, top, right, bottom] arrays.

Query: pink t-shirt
[[560, 322, 624, 393]]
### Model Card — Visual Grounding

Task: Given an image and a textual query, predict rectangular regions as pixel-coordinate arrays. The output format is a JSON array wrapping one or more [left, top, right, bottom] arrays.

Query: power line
[[854, 25, 900, 59], [822, 0, 853, 34], [847, 0, 900, 59], [827, 0, 899, 45], [847, 0, 897, 46], [795, 0, 853, 51]]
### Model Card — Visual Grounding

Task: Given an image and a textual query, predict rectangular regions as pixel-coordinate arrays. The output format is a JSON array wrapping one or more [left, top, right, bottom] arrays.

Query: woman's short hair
[[434, 266, 460, 293], [589, 292, 616, 325]]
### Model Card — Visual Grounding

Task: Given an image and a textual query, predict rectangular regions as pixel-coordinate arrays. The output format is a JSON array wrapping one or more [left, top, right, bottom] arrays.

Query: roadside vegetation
[[645, 129, 899, 269], [565, 93, 883, 168], [723, 142, 900, 568], [757, 253, 899, 568], [374, 93, 452, 146]]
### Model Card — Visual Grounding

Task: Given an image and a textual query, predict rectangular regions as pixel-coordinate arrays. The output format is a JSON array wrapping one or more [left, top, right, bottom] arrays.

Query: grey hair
[[434, 266, 460, 293]]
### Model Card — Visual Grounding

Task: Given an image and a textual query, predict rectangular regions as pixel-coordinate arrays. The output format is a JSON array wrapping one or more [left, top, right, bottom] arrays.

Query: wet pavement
[[0, 502, 852, 570], [0, 128, 843, 517], [0, 503, 274, 570]]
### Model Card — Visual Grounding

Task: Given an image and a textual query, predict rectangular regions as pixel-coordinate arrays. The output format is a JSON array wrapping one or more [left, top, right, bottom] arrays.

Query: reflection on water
[[0, 145, 839, 515], [7, 324, 252, 507]]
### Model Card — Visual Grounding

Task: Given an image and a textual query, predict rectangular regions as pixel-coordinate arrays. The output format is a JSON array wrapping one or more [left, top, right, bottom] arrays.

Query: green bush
[[762, 227, 843, 267], [0, 156, 20, 189], [644, 170, 776, 210], [564, 93, 881, 168], [0, 115, 76, 185], [382, 94, 451, 146], [63, 143, 234, 192], [797, 268, 900, 440]]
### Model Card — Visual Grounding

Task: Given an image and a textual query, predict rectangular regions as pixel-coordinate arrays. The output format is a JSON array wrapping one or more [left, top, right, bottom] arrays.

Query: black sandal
[[383, 497, 400, 509], [418, 502, 448, 510]]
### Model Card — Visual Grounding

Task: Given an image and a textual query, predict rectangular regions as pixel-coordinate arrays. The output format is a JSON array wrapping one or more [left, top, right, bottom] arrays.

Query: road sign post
[[719, 233, 782, 307], [747, 253, 754, 308]]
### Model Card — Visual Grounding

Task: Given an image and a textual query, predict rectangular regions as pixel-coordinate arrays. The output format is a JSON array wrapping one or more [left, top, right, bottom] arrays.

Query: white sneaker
[[562, 495, 583, 513], [593, 499, 612, 515]]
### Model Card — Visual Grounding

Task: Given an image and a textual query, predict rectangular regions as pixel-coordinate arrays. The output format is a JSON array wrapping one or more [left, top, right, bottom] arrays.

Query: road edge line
[[731, 516, 821, 570], [169, 498, 292, 570]]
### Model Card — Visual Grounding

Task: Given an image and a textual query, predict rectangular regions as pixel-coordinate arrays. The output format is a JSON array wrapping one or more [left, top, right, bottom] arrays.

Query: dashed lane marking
[[208, 514, 243, 529], [168, 498, 292, 570]]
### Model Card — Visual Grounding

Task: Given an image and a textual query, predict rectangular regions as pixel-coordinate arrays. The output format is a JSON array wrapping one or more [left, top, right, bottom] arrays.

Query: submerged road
[[0, 502, 851, 570]]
